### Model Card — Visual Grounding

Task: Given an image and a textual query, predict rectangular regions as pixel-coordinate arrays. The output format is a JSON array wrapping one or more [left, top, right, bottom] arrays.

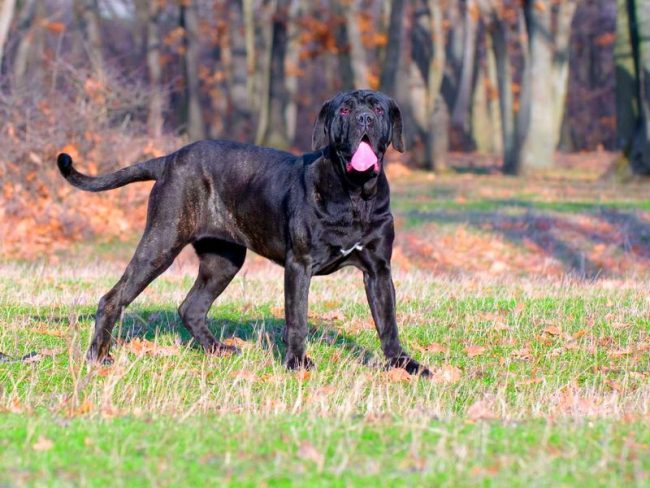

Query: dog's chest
[[311, 197, 374, 267]]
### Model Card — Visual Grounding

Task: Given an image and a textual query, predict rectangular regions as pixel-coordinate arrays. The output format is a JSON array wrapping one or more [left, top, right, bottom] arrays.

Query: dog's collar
[[340, 242, 363, 256]]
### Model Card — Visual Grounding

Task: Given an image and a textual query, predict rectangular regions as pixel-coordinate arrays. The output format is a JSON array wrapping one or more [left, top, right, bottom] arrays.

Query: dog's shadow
[[116, 309, 378, 366]]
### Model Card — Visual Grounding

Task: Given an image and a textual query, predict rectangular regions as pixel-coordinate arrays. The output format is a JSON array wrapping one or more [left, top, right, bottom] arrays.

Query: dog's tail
[[56, 153, 166, 192]]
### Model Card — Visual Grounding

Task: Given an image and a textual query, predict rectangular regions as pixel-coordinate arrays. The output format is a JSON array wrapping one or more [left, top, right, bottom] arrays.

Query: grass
[[1, 167, 650, 486]]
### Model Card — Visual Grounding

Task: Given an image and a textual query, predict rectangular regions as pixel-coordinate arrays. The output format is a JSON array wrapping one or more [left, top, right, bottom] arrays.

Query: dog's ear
[[312, 100, 331, 151], [388, 98, 404, 153]]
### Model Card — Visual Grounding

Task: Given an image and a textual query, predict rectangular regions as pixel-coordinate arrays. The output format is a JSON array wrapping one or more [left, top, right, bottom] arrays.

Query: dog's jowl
[[57, 89, 430, 376]]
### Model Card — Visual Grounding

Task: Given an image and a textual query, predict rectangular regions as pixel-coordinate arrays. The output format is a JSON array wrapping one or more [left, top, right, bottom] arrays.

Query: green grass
[[1, 170, 650, 486], [0, 265, 648, 486], [1, 415, 646, 486]]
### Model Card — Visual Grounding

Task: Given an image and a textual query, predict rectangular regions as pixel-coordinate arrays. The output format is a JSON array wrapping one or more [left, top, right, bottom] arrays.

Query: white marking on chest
[[340, 242, 363, 256]]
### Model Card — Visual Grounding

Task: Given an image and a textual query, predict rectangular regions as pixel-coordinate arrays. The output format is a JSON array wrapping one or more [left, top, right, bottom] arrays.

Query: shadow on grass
[[401, 203, 650, 280], [115, 308, 377, 366]]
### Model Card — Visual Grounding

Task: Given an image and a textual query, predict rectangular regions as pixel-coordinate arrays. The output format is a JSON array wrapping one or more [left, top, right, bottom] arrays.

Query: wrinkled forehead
[[336, 90, 387, 109]]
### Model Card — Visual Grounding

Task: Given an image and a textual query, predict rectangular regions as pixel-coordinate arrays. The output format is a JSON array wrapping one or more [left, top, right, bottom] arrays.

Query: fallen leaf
[[67, 399, 94, 417], [32, 436, 54, 451], [465, 345, 487, 358], [222, 337, 251, 349], [606, 380, 623, 393], [467, 399, 497, 420], [608, 348, 632, 357], [386, 367, 412, 382], [543, 326, 562, 336], [430, 365, 462, 384], [297, 441, 324, 467], [122, 338, 179, 357], [470, 464, 500, 477], [493, 322, 511, 331], [517, 377, 543, 386], [29, 327, 65, 337], [320, 310, 344, 321], [415, 342, 449, 354], [572, 329, 588, 340], [231, 370, 259, 381], [295, 370, 311, 381], [512, 347, 532, 360]]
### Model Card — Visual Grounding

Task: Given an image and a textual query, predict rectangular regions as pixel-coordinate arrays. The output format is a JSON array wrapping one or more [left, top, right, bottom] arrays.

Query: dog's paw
[[285, 354, 314, 371], [86, 350, 114, 366], [387, 355, 431, 377]]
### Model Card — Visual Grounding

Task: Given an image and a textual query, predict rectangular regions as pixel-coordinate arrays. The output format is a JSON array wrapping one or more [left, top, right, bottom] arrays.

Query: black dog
[[57, 89, 430, 376]]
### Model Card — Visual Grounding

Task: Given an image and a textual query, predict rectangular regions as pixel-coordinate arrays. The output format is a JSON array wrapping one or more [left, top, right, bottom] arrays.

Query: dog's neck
[[320, 146, 381, 200]]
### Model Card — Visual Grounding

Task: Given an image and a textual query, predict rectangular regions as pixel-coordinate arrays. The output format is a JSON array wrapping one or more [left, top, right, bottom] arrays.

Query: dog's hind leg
[[178, 239, 246, 354], [87, 230, 185, 364]]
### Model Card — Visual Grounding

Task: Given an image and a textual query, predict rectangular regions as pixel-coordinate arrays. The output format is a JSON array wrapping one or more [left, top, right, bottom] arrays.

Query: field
[[1, 159, 649, 486]]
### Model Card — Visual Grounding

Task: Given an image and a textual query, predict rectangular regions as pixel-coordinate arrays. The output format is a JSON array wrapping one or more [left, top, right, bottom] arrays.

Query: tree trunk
[[0, 0, 16, 70], [73, 0, 106, 81], [616, 0, 650, 173], [380, 0, 405, 97], [490, 11, 516, 173], [520, 0, 576, 170], [145, 0, 163, 138], [616, 0, 638, 152], [258, 0, 290, 148], [520, 1, 555, 169], [334, 0, 355, 90], [426, 0, 447, 170], [472, 56, 495, 153], [226, 0, 252, 141], [242, 0, 257, 112], [180, 0, 205, 141], [551, 0, 577, 150], [285, 0, 302, 144], [12, 0, 39, 89], [346, 0, 369, 88], [451, 0, 478, 131]]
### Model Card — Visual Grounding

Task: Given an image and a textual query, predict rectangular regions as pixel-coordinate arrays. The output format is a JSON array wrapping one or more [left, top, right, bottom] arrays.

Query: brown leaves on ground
[[467, 398, 498, 421], [386, 367, 412, 383], [465, 345, 487, 358], [32, 436, 54, 452], [297, 441, 324, 469], [222, 337, 252, 349], [430, 365, 463, 384], [121, 338, 179, 358], [28, 325, 66, 337], [413, 342, 449, 354]]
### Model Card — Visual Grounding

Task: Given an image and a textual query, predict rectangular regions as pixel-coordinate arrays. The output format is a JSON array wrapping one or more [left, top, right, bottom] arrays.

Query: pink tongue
[[349, 141, 378, 172]]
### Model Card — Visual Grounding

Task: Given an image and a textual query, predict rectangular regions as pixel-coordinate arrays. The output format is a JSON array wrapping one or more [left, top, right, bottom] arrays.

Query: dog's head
[[311, 90, 404, 177]]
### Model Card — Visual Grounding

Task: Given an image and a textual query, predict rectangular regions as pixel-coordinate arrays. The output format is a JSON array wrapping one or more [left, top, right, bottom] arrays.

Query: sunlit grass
[[1, 262, 648, 485]]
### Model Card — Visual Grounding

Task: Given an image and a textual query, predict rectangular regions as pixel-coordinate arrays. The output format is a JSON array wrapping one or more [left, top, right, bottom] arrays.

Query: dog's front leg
[[283, 254, 314, 370], [363, 259, 431, 376]]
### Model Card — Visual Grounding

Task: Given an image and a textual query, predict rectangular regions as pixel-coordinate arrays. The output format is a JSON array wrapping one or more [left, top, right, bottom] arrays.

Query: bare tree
[[11, 0, 38, 88], [520, 0, 577, 170], [180, 0, 205, 141], [257, 0, 290, 148], [380, 0, 405, 97], [141, 0, 164, 138], [616, 0, 650, 174], [73, 0, 106, 80], [411, 0, 449, 170], [0, 0, 16, 70], [451, 0, 478, 131]]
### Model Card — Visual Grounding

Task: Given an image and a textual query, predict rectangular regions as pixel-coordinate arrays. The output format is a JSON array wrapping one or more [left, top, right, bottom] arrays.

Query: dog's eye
[[374, 106, 384, 115], [339, 107, 350, 116]]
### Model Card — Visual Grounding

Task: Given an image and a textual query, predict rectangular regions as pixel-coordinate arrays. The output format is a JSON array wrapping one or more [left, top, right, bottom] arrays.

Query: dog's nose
[[356, 112, 375, 128]]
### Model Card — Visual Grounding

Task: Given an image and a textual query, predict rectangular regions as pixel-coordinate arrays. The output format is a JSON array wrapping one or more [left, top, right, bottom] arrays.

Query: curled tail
[[56, 153, 166, 192]]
